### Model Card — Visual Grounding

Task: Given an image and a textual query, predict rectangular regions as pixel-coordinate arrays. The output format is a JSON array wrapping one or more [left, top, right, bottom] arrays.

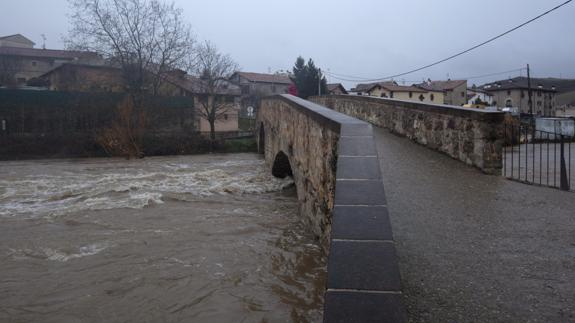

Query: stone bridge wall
[[257, 94, 405, 322], [312, 95, 505, 174]]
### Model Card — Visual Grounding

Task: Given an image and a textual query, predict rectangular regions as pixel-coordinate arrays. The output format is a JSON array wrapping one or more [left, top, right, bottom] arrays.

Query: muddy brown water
[[0, 154, 326, 323]]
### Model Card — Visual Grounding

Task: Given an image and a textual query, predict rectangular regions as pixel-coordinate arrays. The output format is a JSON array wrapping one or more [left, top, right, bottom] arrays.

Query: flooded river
[[0, 154, 326, 322]]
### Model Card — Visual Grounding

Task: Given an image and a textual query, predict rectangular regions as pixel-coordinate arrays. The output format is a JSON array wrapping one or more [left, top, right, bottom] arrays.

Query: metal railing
[[503, 121, 574, 191]]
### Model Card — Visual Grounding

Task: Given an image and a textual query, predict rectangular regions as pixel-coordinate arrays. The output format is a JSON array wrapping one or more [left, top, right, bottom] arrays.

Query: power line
[[458, 68, 526, 80], [325, 0, 572, 82], [324, 68, 526, 83], [325, 67, 528, 86]]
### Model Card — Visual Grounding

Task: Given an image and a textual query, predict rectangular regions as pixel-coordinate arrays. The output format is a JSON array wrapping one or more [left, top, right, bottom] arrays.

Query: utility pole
[[527, 64, 533, 115], [318, 68, 321, 96]]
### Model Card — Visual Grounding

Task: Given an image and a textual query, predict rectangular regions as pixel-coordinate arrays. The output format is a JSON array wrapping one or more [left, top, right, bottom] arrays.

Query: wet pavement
[[374, 127, 575, 323]]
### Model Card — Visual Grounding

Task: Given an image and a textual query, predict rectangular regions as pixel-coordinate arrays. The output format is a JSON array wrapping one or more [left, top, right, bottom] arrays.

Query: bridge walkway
[[374, 127, 575, 322]]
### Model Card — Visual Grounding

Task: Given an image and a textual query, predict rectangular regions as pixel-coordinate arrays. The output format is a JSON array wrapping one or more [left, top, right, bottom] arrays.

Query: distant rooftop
[[0, 34, 35, 46], [352, 81, 395, 92], [353, 81, 426, 93], [0, 46, 100, 60], [416, 80, 467, 92], [479, 77, 575, 92], [233, 72, 292, 84]]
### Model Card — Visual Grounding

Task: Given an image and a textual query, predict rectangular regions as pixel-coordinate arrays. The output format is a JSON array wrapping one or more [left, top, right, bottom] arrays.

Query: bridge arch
[[271, 151, 293, 178]]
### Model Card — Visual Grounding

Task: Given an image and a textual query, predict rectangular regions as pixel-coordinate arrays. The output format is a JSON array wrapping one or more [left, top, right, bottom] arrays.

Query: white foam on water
[[6, 242, 112, 262], [0, 157, 293, 218], [42, 243, 111, 262]]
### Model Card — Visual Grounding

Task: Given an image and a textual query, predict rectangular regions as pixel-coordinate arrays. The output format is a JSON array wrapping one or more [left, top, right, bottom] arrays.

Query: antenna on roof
[[41, 34, 46, 49]]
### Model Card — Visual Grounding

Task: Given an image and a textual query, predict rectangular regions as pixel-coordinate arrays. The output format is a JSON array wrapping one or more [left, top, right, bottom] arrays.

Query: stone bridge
[[258, 94, 575, 322], [257, 94, 404, 322]]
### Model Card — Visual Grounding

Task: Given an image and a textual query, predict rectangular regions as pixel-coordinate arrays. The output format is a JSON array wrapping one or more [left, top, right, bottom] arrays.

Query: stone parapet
[[257, 94, 405, 322], [312, 95, 505, 174]]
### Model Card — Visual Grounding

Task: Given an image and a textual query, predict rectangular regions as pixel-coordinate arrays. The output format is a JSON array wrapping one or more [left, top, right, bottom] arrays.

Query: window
[[430, 94, 434, 101], [224, 114, 228, 120], [31, 61, 37, 67], [505, 99, 513, 107], [521, 91, 525, 98], [271, 84, 276, 93], [241, 85, 250, 95], [390, 91, 394, 98], [537, 91, 542, 97], [409, 92, 413, 98], [537, 101, 542, 106], [419, 94, 425, 101], [507, 90, 511, 95], [461, 91, 465, 98]]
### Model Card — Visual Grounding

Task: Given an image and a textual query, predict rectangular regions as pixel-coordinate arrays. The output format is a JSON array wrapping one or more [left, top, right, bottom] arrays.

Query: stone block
[[324, 291, 406, 323], [334, 180, 385, 206], [327, 240, 401, 291], [338, 137, 378, 156], [331, 206, 393, 241], [336, 157, 381, 180]]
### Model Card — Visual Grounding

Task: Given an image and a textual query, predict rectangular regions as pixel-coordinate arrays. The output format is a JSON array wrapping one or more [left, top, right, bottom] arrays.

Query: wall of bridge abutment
[[257, 94, 406, 322], [312, 95, 506, 175]]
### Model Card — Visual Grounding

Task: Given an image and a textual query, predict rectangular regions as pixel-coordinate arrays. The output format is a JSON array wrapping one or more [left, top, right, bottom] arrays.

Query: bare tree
[[65, 0, 195, 96], [192, 41, 239, 146], [0, 56, 22, 88], [96, 95, 147, 158]]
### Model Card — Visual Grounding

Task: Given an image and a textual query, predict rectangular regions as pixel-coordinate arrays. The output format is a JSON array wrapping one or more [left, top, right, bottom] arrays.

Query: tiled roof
[[416, 80, 467, 92], [481, 77, 575, 93], [353, 81, 426, 93], [353, 81, 395, 92], [38, 62, 118, 78], [167, 75, 241, 96], [327, 83, 347, 92], [0, 34, 35, 45], [0, 46, 99, 60], [234, 72, 292, 84]]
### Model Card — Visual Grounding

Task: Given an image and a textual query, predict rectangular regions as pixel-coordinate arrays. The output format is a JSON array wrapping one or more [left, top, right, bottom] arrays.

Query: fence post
[[560, 134, 570, 191]]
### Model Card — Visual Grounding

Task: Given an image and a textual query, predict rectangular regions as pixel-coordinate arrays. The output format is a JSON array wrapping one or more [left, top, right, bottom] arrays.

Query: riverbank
[[0, 136, 256, 161]]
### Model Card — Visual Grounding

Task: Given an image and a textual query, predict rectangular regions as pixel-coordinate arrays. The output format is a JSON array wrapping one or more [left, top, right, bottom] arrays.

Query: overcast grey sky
[[1, 0, 573, 87]]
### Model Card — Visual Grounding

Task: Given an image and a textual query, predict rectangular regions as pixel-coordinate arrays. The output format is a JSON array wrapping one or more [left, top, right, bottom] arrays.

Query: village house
[[416, 79, 468, 106], [229, 71, 292, 97], [467, 87, 494, 106], [39, 63, 125, 92], [0, 34, 35, 48], [327, 83, 348, 95], [351, 81, 444, 104], [163, 73, 241, 133], [544, 78, 575, 117], [37, 62, 241, 133], [349, 82, 385, 96], [229, 72, 292, 117], [0, 34, 102, 86], [481, 77, 557, 116]]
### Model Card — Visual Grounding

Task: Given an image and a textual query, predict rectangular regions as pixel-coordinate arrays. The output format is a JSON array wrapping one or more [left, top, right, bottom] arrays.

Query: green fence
[[0, 89, 199, 158]]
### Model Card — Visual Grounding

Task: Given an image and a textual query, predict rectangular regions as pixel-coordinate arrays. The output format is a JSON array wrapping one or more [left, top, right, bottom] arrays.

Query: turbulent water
[[0, 154, 326, 323]]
